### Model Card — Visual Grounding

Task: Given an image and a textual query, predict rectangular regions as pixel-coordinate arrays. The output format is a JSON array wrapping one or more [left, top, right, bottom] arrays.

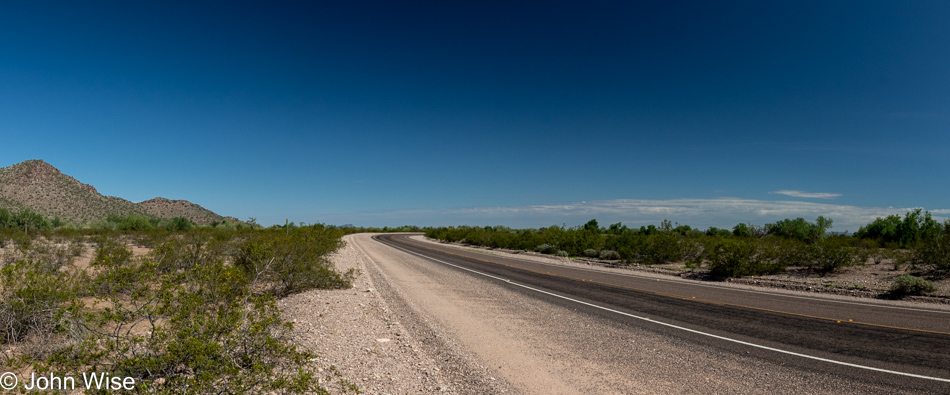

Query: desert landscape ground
[[2, 160, 949, 393], [287, 234, 950, 394], [6, 230, 948, 394]]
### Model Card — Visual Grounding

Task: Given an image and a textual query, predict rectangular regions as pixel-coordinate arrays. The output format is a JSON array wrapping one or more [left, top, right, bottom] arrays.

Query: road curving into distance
[[370, 233, 950, 394]]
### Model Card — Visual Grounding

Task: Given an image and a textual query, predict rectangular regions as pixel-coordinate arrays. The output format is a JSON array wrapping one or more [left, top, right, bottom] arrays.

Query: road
[[353, 233, 950, 394]]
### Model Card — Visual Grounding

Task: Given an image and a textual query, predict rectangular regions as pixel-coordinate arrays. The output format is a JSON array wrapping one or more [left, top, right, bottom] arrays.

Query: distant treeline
[[425, 210, 950, 279], [0, 207, 256, 232], [0, 208, 434, 235], [265, 220, 425, 235]]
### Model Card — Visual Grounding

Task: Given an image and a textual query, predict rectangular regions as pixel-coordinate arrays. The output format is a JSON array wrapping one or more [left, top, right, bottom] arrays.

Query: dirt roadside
[[279, 234, 512, 394], [282, 234, 927, 394]]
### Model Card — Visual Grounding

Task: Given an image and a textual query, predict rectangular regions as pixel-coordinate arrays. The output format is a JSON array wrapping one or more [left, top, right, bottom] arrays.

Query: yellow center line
[[403, 239, 950, 337]]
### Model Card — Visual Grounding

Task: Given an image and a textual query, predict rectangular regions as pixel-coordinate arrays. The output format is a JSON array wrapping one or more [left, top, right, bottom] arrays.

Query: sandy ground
[[279, 234, 511, 394], [281, 234, 922, 394]]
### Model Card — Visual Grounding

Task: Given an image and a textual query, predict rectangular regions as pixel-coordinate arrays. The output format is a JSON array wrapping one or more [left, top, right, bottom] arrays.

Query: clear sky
[[2, 1, 948, 231]]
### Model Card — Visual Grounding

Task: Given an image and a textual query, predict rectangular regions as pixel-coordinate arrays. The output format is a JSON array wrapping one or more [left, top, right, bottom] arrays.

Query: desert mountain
[[0, 159, 226, 225], [137, 197, 225, 225]]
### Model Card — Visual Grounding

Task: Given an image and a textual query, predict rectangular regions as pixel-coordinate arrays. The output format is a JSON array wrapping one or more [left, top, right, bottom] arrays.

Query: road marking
[[390, 236, 950, 336], [406, 235, 950, 315], [377, 237, 950, 383]]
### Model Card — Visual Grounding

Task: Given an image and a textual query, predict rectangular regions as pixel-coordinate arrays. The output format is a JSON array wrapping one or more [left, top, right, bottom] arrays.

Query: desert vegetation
[[0, 218, 358, 394], [426, 212, 950, 295]]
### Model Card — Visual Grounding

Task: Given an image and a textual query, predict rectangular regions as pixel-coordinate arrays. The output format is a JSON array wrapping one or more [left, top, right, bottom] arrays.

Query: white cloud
[[313, 198, 949, 232], [769, 190, 842, 199]]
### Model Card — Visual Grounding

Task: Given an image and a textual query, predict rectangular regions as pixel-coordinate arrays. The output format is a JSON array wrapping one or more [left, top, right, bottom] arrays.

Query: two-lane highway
[[372, 233, 950, 393]]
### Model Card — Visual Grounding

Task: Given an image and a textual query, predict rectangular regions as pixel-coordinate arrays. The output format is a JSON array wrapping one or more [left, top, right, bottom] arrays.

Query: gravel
[[279, 235, 513, 394], [280, 234, 942, 394]]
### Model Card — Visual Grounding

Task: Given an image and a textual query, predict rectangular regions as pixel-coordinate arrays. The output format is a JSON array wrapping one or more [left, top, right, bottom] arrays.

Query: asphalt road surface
[[357, 233, 950, 394]]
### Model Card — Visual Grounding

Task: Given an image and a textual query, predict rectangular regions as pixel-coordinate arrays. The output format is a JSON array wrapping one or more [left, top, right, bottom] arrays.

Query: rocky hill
[[0, 159, 226, 225], [137, 197, 224, 225]]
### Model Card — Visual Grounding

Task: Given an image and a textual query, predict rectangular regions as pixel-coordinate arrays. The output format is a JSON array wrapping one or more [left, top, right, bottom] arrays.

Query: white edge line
[[412, 236, 950, 314], [379, 237, 950, 384]]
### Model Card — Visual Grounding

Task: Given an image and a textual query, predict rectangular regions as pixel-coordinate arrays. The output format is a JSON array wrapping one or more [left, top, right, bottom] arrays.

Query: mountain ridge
[[0, 159, 228, 225]]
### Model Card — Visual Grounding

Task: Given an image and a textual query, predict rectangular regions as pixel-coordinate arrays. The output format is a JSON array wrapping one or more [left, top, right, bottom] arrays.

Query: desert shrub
[[149, 230, 223, 274], [732, 223, 766, 238], [599, 250, 621, 260], [129, 228, 171, 248], [555, 250, 569, 257], [88, 251, 156, 298], [891, 275, 936, 296], [112, 214, 155, 231], [708, 240, 785, 277], [234, 225, 351, 298], [92, 238, 133, 268], [583, 249, 599, 258], [210, 218, 257, 231], [806, 240, 863, 274], [1, 236, 83, 271], [912, 221, 950, 274], [764, 238, 810, 267], [13, 227, 354, 394], [10, 209, 52, 233], [535, 244, 557, 254], [705, 227, 732, 238], [165, 217, 195, 232], [0, 259, 80, 345], [636, 234, 703, 265], [58, 257, 326, 393], [583, 219, 601, 233], [857, 209, 942, 248], [766, 216, 833, 242]]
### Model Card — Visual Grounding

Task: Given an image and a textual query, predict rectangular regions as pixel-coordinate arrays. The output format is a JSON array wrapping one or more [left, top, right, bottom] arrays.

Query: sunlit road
[[368, 233, 950, 394]]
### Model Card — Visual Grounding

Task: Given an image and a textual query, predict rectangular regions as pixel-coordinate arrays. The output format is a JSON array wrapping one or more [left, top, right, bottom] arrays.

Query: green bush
[[807, 240, 863, 274], [535, 244, 557, 254], [66, 255, 325, 393], [708, 240, 785, 277], [234, 225, 352, 298], [0, 259, 80, 345], [636, 234, 702, 265], [555, 250, 569, 257], [583, 249, 599, 258], [167, 217, 195, 231], [857, 209, 942, 248], [114, 214, 155, 231], [599, 250, 621, 260], [0, 226, 355, 394], [891, 275, 936, 296], [765, 216, 832, 242], [149, 230, 226, 274], [912, 221, 950, 273]]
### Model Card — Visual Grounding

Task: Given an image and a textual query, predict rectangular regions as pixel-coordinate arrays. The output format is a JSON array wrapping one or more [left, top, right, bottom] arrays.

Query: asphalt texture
[[375, 234, 950, 393]]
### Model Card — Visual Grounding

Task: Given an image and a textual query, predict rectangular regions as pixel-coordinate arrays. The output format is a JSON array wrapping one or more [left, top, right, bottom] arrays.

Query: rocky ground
[[279, 235, 512, 394]]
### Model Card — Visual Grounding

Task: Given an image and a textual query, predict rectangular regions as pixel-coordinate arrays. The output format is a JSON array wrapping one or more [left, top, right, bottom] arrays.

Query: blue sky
[[2, 1, 948, 231]]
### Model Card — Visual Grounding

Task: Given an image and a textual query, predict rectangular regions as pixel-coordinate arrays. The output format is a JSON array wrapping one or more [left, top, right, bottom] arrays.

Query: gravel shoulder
[[279, 234, 512, 394], [281, 234, 931, 394]]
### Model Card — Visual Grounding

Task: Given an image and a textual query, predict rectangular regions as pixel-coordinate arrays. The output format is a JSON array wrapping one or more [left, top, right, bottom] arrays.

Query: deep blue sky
[[2, 1, 948, 230]]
